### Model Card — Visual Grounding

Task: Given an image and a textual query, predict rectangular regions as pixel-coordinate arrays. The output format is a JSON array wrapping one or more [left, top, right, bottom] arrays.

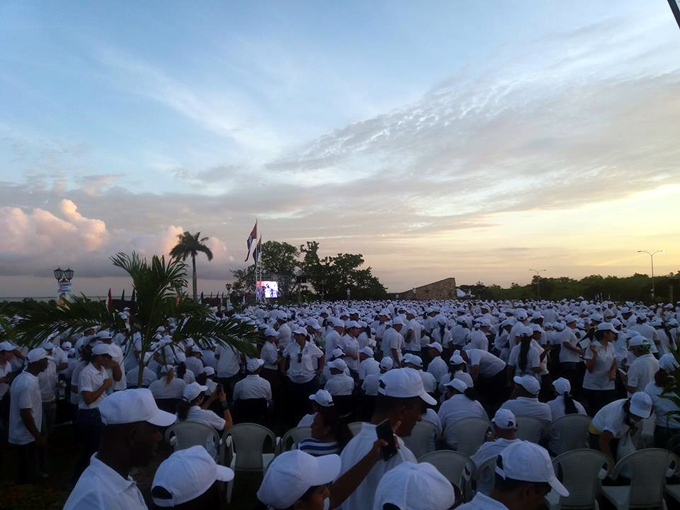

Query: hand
[[608, 371, 617, 382], [218, 388, 227, 403], [590, 344, 598, 354], [35, 435, 47, 448], [102, 378, 113, 389]]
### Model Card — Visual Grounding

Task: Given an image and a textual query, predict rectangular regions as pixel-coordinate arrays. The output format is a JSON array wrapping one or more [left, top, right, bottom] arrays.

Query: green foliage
[[169, 230, 214, 299]]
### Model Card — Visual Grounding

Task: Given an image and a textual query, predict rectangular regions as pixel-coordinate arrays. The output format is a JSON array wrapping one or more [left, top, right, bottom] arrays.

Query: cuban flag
[[244, 221, 258, 261], [253, 236, 262, 264]]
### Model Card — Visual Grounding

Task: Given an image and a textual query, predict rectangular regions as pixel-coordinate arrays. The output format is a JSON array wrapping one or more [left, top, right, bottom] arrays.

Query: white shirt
[[438, 394, 488, 448], [427, 356, 448, 383], [233, 374, 272, 401], [78, 364, 110, 410], [339, 422, 416, 510], [383, 328, 404, 363], [469, 330, 489, 351], [148, 377, 186, 399], [405, 319, 422, 351], [627, 354, 658, 395], [126, 366, 158, 388], [583, 342, 616, 391], [180, 405, 226, 430], [9, 371, 42, 445], [185, 355, 203, 378], [592, 399, 632, 438], [38, 359, 58, 402], [470, 437, 520, 467], [359, 357, 380, 380], [216, 345, 241, 378], [507, 344, 541, 379], [261, 341, 279, 370], [63, 454, 147, 510], [0, 360, 11, 399], [457, 492, 509, 510], [362, 373, 381, 396], [284, 341, 323, 384], [337, 335, 360, 373], [559, 327, 581, 363], [645, 382, 680, 429], [277, 323, 292, 349], [467, 349, 506, 378], [325, 373, 355, 396], [107, 343, 127, 391], [417, 369, 437, 394], [324, 329, 342, 357], [500, 397, 552, 425], [297, 413, 315, 427]]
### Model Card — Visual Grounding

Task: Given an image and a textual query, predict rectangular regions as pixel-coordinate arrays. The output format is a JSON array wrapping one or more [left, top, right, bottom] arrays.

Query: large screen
[[257, 281, 279, 299]]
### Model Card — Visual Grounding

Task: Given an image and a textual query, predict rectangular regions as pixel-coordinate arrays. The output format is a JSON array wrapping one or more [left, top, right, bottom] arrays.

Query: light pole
[[529, 269, 547, 299], [637, 250, 664, 299]]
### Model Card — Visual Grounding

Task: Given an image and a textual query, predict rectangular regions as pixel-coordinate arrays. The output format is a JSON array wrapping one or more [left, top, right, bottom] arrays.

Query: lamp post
[[637, 250, 664, 299], [529, 269, 547, 299]]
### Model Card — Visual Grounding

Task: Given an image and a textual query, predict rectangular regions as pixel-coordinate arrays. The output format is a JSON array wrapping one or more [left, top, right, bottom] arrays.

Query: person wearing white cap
[[589, 392, 653, 462], [340, 368, 437, 510], [403, 355, 437, 394], [624, 336, 658, 396], [233, 358, 272, 403], [150, 445, 234, 509], [64, 388, 176, 509], [214, 341, 243, 402], [337, 322, 361, 376], [324, 319, 345, 358], [500, 376, 551, 428], [470, 409, 520, 469], [373, 461, 455, 510], [325, 359, 355, 397], [284, 328, 325, 422], [581, 322, 618, 415], [645, 354, 680, 449], [0, 341, 18, 426], [276, 313, 293, 350], [507, 327, 542, 381], [176, 381, 232, 431], [149, 365, 187, 407], [37, 342, 59, 473], [403, 310, 422, 358], [299, 403, 354, 457], [358, 347, 380, 381], [469, 322, 490, 352], [362, 357, 393, 397], [97, 330, 126, 391], [439, 378, 488, 449], [183, 346, 204, 382], [126, 354, 159, 389], [461, 348, 508, 409], [425, 343, 447, 384], [458, 441, 569, 510], [383, 319, 405, 365], [298, 389, 335, 427], [546, 378, 586, 454], [8, 348, 49, 483], [558, 315, 584, 390]]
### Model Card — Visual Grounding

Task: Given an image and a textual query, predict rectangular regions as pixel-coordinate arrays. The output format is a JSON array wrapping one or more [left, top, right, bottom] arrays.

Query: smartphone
[[375, 419, 398, 461]]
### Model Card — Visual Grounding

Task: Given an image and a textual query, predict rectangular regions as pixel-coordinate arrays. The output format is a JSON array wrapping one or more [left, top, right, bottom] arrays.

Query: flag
[[253, 236, 262, 264], [244, 221, 258, 261], [200, 291, 204, 303], [121, 289, 125, 301], [107, 288, 112, 310], [131, 288, 136, 303]]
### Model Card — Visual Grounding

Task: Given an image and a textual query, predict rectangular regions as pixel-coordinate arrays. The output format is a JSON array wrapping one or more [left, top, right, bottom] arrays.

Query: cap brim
[[548, 474, 570, 498], [309, 454, 342, 486], [215, 465, 235, 483], [630, 405, 651, 420], [419, 389, 437, 406], [147, 408, 177, 427]]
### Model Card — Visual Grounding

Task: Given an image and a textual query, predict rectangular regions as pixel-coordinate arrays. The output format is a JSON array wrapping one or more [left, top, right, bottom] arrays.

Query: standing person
[[624, 336, 659, 396], [0, 341, 18, 427], [645, 354, 680, 450], [558, 316, 584, 392], [462, 349, 507, 411], [384, 319, 406, 365], [215, 343, 242, 401], [72, 343, 115, 485], [581, 323, 618, 415], [339, 368, 437, 510], [8, 348, 49, 484], [64, 388, 176, 509], [38, 342, 59, 474], [284, 328, 325, 423], [358, 347, 380, 381]]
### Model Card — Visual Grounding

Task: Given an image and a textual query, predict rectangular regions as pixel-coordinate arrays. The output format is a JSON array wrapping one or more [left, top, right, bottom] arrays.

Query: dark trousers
[[477, 370, 508, 413], [72, 408, 102, 485], [289, 376, 320, 425], [217, 374, 241, 402], [559, 362, 582, 395], [13, 442, 38, 484], [582, 389, 616, 416]]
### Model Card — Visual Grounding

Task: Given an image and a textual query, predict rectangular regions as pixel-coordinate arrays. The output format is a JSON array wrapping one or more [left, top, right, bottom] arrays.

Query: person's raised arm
[[81, 378, 112, 405]]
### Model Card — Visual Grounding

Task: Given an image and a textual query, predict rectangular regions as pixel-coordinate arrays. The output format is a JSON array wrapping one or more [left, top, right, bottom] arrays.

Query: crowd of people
[[1, 297, 679, 509]]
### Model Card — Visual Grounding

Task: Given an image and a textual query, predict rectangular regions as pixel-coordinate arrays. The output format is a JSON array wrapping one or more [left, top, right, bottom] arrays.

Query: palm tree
[[3, 252, 256, 387], [170, 231, 214, 300]]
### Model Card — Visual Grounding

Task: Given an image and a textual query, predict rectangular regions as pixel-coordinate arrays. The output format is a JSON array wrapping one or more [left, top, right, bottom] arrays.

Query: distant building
[[390, 277, 457, 301]]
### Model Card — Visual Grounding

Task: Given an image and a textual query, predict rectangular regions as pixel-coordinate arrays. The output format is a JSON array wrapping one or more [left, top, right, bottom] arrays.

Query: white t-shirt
[[418, 370, 437, 394], [9, 371, 42, 445], [405, 319, 422, 351], [261, 342, 279, 370], [467, 349, 506, 378], [427, 357, 448, 383], [107, 343, 127, 391], [149, 377, 186, 399], [181, 405, 226, 430], [469, 330, 489, 351], [78, 364, 110, 410], [627, 354, 659, 396], [383, 328, 404, 363], [559, 328, 581, 363], [508, 344, 541, 379], [438, 394, 488, 448], [284, 341, 323, 384], [645, 382, 680, 429], [339, 422, 416, 510], [591, 399, 632, 438], [337, 335, 360, 373], [38, 359, 58, 402], [216, 345, 241, 378], [359, 358, 380, 381], [583, 342, 616, 391], [470, 437, 520, 468], [233, 374, 272, 401], [362, 373, 381, 396], [126, 366, 158, 388], [500, 397, 552, 425], [325, 373, 355, 396]]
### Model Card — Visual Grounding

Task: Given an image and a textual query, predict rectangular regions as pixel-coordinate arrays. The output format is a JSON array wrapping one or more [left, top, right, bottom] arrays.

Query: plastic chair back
[[553, 449, 611, 508], [453, 417, 491, 456], [474, 455, 497, 496], [550, 414, 591, 455], [516, 416, 547, 444], [224, 423, 278, 471], [403, 420, 439, 459], [348, 422, 364, 436], [611, 448, 679, 507], [234, 398, 269, 426], [279, 426, 312, 453], [164, 421, 221, 458], [418, 451, 474, 497]]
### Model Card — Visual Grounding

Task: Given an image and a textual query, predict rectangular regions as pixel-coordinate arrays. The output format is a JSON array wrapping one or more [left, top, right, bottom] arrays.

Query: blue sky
[[1, 1, 679, 296]]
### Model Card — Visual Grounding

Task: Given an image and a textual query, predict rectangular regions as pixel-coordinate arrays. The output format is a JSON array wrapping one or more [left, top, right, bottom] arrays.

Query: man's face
[[518, 482, 552, 510], [129, 421, 163, 467], [37, 358, 49, 373], [396, 400, 422, 437]]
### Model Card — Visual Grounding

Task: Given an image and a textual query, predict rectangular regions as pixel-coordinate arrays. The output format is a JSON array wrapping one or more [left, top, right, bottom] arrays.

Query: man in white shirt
[[426, 343, 448, 383], [404, 354, 437, 394], [339, 368, 437, 510], [184, 345, 204, 379], [275, 315, 292, 350], [471, 409, 520, 472], [324, 319, 345, 357], [501, 376, 552, 428], [324, 359, 355, 396], [624, 336, 659, 396], [383, 320, 405, 364], [233, 358, 272, 403], [215, 343, 242, 400], [558, 316, 583, 389], [362, 358, 393, 396], [404, 311, 422, 356], [358, 347, 380, 381], [9, 348, 49, 483], [64, 389, 175, 509]]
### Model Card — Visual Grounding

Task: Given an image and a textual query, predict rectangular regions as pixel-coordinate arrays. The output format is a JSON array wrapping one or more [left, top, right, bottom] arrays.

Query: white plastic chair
[[164, 421, 221, 459], [545, 449, 611, 510], [348, 421, 364, 436], [419, 450, 475, 499], [453, 417, 491, 456], [403, 420, 439, 459], [601, 448, 679, 510], [516, 416, 548, 444], [474, 455, 497, 496], [278, 426, 312, 454], [550, 415, 592, 456]]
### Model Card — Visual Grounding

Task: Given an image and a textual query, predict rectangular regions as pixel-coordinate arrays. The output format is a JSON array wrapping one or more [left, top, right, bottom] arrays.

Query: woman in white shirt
[[547, 378, 587, 454], [438, 378, 488, 449], [507, 328, 541, 381], [283, 329, 325, 423], [581, 323, 617, 415], [645, 354, 680, 451], [149, 365, 186, 410], [176, 382, 232, 431]]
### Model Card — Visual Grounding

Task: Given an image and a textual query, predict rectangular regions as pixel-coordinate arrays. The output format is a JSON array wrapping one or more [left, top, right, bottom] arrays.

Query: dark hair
[[463, 387, 479, 401], [562, 392, 578, 415], [374, 394, 421, 414], [439, 323, 446, 343], [317, 406, 353, 449], [655, 369, 673, 388], [176, 362, 187, 379], [622, 398, 635, 427], [176, 393, 203, 421], [518, 335, 532, 373], [594, 330, 606, 341]]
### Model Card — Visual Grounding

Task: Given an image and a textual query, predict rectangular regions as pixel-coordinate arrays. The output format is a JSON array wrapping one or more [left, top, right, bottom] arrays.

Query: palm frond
[[171, 316, 258, 358]]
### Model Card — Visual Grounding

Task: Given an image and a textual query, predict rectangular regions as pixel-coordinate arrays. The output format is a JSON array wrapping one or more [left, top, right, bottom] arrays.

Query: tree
[[170, 231, 214, 300], [4, 252, 257, 387]]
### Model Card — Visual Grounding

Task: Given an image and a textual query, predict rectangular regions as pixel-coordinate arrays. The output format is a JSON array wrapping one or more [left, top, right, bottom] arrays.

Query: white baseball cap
[[444, 378, 468, 394], [629, 335, 650, 348], [264, 327, 278, 338], [449, 354, 464, 365], [0, 341, 15, 352], [428, 342, 443, 353], [26, 348, 49, 363], [309, 389, 334, 407], [492, 409, 517, 430], [513, 375, 540, 396], [392, 317, 405, 326], [596, 322, 617, 333], [99, 389, 176, 426], [183, 382, 208, 402], [379, 368, 437, 405], [496, 441, 569, 497], [246, 358, 265, 372], [257, 450, 341, 509], [373, 461, 455, 510], [659, 354, 680, 373], [293, 327, 307, 336], [202, 366, 215, 376], [630, 392, 653, 419], [92, 343, 113, 356], [552, 377, 571, 396], [380, 357, 394, 371], [403, 354, 423, 368], [359, 346, 374, 357], [97, 330, 113, 340], [152, 445, 234, 507], [455, 371, 474, 389], [328, 359, 348, 372]]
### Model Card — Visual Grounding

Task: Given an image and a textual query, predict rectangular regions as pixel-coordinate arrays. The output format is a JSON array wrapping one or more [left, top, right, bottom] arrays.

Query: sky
[[1, 1, 679, 298]]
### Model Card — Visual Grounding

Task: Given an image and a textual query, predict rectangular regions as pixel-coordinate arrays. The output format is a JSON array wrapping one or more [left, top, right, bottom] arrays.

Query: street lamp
[[53, 267, 64, 281], [637, 250, 664, 299], [63, 268, 74, 281], [529, 269, 547, 299]]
